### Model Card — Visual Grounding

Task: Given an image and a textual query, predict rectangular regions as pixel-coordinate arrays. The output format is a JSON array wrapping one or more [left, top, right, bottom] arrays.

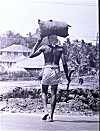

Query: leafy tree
[[26, 32, 36, 48], [62, 38, 97, 77]]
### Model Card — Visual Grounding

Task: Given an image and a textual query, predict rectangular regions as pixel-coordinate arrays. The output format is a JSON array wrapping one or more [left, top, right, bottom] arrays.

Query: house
[[0, 43, 64, 74], [0, 44, 31, 68], [15, 53, 45, 79]]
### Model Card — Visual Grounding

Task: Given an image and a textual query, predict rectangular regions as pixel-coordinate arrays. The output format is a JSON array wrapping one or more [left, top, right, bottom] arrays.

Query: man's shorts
[[42, 65, 62, 85]]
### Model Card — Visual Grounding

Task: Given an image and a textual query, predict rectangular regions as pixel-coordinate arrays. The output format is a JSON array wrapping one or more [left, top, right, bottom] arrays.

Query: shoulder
[[57, 45, 64, 51]]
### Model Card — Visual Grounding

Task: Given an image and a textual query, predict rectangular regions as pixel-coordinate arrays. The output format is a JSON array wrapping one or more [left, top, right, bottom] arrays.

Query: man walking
[[29, 35, 69, 122]]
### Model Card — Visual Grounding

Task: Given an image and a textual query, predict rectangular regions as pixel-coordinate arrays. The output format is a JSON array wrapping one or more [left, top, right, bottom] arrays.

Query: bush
[[0, 87, 99, 112]]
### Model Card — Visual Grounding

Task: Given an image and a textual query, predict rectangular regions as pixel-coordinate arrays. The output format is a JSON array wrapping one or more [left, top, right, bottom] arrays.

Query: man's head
[[48, 35, 58, 45]]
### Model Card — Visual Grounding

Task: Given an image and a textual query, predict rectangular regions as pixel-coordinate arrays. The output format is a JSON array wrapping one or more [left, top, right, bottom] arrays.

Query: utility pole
[[93, 33, 99, 47], [93, 33, 99, 71]]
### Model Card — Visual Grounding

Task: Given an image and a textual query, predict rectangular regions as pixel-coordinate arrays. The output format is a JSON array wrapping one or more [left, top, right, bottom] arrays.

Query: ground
[[0, 77, 99, 116]]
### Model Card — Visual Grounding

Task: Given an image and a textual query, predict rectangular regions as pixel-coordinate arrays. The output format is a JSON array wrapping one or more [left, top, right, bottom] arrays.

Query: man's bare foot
[[46, 115, 53, 122], [42, 114, 49, 120]]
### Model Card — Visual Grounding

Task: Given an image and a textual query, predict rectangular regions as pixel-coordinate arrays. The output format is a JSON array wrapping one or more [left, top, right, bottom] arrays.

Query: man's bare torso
[[41, 45, 63, 66]]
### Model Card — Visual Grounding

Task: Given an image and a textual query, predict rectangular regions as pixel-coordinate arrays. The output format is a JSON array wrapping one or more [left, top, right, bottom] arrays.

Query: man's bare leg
[[42, 84, 49, 120], [50, 85, 58, 122]]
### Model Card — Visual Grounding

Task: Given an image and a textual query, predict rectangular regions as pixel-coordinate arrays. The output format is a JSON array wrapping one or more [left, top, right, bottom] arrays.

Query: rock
[[68, 94, 75, 100]]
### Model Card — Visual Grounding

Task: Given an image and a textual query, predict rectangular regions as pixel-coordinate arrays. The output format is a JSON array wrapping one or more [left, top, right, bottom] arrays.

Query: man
[[29, 35, 69, 122]]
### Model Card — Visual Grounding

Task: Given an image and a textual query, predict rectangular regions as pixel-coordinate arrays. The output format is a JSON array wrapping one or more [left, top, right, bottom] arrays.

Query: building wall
[[0, 51, 28, 68]]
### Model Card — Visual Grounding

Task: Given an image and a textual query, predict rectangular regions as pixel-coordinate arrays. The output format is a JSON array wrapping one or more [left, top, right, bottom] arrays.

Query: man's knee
[[42, 84, 48, 94], [51, 85, 58, 95]]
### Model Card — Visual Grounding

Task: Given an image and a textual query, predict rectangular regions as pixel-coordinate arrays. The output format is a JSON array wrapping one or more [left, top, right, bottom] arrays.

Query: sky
[[0, 0, 99, 44]]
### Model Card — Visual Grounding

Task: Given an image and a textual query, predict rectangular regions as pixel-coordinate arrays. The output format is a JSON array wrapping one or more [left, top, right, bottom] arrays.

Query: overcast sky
[[0, 0, 98, 44]]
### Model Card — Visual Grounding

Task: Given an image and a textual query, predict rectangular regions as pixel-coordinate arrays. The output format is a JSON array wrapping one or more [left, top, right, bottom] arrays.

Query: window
[[7, 52, 11, 55], [23, 52, 27, 56], [14, 52, 18, 55], [23, 52, 30, 56], [0, 52, 2, 55], [9, 62, 12, 66], [28, 52, 30, 56]]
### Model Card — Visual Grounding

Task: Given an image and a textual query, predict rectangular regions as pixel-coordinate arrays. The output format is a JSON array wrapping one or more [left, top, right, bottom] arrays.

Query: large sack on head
[[38, 19, 71, 38]]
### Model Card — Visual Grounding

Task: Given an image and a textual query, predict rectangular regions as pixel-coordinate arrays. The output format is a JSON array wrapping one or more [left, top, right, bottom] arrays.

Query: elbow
[[29, 53, 34, 58], [29, 53, 38, 58], [62, 61, 67, 65], [29, 55, 33, 58], [63, 62, 66, 65]]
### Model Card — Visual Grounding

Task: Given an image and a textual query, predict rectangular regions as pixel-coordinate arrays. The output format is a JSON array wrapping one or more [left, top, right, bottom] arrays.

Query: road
[[0, 113, 99, 131]]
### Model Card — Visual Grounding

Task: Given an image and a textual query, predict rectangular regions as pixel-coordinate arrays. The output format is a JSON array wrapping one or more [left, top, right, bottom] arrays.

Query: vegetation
[[0, 87, 99, 114]]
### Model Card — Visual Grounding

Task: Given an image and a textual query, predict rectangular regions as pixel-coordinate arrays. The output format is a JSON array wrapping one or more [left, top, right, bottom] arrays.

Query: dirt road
[[0, 113, 99, 131]]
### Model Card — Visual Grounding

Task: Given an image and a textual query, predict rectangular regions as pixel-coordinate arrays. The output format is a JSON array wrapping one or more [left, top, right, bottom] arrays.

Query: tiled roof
[[0, 44, 31, 52]]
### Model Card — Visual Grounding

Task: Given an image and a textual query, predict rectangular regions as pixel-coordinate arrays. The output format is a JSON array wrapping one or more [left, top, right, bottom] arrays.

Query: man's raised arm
[[29, 46, 43, 58]]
